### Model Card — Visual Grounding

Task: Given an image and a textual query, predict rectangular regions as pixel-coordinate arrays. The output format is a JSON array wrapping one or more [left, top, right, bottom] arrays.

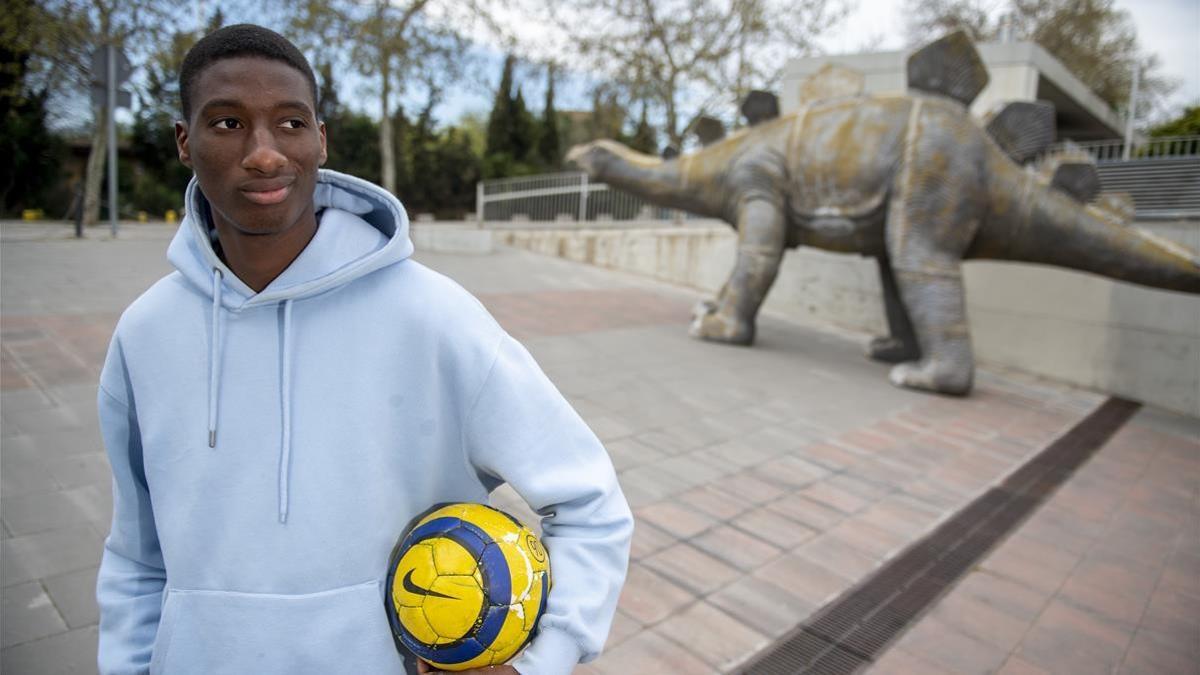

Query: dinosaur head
[[566, 140, 663, 181]]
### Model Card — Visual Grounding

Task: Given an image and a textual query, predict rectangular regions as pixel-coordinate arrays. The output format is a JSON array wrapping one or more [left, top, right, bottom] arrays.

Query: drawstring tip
[[278, 511, 288, 524], [208, 430, 216, 448]]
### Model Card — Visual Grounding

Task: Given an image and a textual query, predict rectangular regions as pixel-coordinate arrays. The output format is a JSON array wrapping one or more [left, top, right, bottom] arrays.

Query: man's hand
[[415, 659, 518, 675]]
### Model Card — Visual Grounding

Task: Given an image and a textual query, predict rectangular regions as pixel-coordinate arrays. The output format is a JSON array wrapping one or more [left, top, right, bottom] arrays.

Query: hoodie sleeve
[[463, 335, 634, 675], [96, 337, 167, 675]]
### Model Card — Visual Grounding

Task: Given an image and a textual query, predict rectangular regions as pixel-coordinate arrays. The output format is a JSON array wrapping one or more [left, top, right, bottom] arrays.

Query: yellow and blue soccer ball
[[385, 503, 551, 671]]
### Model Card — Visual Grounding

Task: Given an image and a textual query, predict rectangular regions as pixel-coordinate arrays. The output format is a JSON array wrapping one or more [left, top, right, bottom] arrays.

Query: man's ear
[[175, 120, 192, 167], [318, 120, 327, 167]]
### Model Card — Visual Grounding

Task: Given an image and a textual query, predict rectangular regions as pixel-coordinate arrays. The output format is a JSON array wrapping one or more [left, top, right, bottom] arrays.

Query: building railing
[[1047, 135, 1200, 163], [475, 172, 686, 224]]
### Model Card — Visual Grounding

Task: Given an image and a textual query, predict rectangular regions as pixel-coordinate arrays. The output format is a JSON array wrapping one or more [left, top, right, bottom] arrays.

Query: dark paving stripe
[[737, 397, 1141, 675]]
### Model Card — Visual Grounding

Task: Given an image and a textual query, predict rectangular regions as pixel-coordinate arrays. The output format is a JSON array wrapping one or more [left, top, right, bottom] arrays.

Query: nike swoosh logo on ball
[[402, 569, 459, 600]]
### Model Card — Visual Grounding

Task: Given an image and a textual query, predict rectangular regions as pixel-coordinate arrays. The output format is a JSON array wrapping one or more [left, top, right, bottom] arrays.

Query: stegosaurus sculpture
[[567, 32, 1200, 396]]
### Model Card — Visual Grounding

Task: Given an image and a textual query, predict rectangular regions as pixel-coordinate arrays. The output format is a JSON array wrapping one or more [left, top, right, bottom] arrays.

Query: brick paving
[[868, 409, 1200, 675], [3, 221, 1197, 674]]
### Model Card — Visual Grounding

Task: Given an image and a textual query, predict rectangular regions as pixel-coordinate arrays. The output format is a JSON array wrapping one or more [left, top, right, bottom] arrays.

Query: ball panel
[[419, 635, 497, 670], [451, 647, 500, 671], [520, 570, 549, 633], [486, 606, 531, 662], [397, 605, 440, 647], [523, 530, 550, 568], [392, 543, 437, 608], [423, 575, 486, 641], [476, 542, 513, 606], [460, 503, 525, 543], [418, 504, 471, 528], [493, 534, 532, 603], [430, 537, 478, 577]]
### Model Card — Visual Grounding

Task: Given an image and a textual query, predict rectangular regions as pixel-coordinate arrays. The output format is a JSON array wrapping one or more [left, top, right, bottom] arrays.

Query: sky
[[436, 0, 1200, 126], [159, 0, 1196, 131]]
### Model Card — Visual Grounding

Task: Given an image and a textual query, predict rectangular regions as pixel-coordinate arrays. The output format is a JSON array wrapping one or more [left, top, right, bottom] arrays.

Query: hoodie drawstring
[[278, 299, 294, 524], [208, 272, 296, 525], [208, 269, 223, 448]]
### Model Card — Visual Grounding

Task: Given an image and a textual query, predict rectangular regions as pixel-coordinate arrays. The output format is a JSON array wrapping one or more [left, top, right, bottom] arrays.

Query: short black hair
[[179, 24, 318, 121]]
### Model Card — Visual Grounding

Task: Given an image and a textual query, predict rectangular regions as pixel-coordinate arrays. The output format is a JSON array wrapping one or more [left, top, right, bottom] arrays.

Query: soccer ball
[[385, 502, 552, 671]]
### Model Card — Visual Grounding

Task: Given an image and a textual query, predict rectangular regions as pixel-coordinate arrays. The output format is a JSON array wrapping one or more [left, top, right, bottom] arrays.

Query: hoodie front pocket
[[149, 580, 402, 675]]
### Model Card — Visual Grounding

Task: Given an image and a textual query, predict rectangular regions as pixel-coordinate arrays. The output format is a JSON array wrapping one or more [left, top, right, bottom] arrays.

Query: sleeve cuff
[[509, 627, 586, 675]]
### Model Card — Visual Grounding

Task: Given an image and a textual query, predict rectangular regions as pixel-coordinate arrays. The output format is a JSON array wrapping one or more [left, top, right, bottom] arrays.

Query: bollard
[[165, 210, 177, 224]]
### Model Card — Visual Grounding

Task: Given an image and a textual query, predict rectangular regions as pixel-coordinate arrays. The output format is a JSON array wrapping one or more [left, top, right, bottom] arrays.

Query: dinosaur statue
[[565, 32, 1200, 396]]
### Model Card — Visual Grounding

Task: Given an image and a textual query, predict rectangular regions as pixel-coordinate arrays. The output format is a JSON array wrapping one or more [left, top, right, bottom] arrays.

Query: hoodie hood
[[168, 168, 414, 309], [166, 169, 413, 521]]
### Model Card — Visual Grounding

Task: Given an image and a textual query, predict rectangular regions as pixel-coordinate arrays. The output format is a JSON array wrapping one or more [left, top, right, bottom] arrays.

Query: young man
[[96, 24, 632, 675]]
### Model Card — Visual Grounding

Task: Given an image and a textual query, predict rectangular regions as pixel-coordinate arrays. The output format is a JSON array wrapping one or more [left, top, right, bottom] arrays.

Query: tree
[[316, 62, 383, 185], [3, 0, 92, 219], [26, 0, 184, 225], [1147, 106, 1200, 138], [511, 88, 537, 162], [483, 54, 539, 177], [289, 0, 481, 196], [126, 11, 224, 217], [628, 104, 657, 155], [591, 87, 627, 142], [486, 54, 517, 158], [904, 0, 1176, 117], [0, 4, 64, 216], [537, 63, 561, 169], [316, 61, 340, 123], [546, 0, 844, 150]]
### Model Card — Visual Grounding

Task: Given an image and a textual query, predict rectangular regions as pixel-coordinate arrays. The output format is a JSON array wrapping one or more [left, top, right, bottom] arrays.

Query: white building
[[781, 41, 1126, 142]]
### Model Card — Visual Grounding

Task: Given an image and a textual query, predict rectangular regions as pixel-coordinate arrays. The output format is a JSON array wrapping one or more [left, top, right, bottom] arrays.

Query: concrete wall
[[495, 222, 1200, 418], [410, 223, 494, 254]]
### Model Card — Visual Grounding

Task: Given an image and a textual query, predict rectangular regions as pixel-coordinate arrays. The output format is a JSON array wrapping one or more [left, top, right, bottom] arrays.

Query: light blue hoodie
[[96, 169, 633, 675]]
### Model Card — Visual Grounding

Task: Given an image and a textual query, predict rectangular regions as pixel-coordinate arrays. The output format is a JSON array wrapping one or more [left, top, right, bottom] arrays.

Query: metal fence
[[1047, 135, 1200, 163], [475, 172, 682, 224]]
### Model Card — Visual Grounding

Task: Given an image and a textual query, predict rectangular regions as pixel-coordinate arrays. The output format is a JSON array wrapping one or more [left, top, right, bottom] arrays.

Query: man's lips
[[240, 180, 294, 205]]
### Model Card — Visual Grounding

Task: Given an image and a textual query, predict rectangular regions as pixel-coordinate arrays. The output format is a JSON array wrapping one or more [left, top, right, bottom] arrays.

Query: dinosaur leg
[[887, 266, 973, 394], [885, 182, 981, 394], [867, 255, 921, 363], [690, 198, 785, 345], [693, 281, 726, 317]]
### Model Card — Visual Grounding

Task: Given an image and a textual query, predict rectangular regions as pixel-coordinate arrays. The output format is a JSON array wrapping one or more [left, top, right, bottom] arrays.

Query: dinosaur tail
[[973, 162, 1200, 294]]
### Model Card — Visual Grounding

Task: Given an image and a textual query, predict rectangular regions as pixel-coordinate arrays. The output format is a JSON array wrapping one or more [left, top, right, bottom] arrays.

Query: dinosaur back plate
[[907, 30, 989, 106]]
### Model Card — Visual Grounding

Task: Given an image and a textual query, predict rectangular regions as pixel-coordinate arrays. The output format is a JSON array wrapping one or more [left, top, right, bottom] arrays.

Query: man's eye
[[213, 118, 242, 130], [281, 119, 307, 129]]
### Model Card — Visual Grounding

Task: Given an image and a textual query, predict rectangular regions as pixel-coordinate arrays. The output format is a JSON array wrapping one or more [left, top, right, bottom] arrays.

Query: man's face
[[176, 57, 326, 236]]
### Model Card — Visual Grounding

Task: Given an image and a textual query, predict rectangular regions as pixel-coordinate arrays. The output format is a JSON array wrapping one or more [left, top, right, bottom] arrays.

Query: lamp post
[[90, 44, 132, 237], [1122, 62, 1140, 161]]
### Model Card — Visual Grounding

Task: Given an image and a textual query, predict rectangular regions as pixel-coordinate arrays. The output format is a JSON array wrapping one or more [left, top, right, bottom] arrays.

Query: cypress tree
[[316, 61, 340, 122], [629, 103, 656, 155], [538, 64, 561, 168], [485, 54, 516, 157], [511, 88, 536, 162]]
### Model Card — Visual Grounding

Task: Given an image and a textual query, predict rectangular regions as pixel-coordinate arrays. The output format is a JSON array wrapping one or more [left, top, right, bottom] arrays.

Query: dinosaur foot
[[689, 302, 755, 346], [866, 336, 920, 363], [694, 298, 719, 316], [889, 359, 973, 396]]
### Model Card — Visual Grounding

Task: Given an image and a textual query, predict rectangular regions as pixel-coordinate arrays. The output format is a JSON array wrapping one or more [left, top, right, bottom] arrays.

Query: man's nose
[[242, 128, 287, 173]]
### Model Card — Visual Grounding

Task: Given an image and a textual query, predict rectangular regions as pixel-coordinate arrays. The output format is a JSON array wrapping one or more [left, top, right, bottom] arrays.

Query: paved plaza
[[2, 221, 1197, 674]]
